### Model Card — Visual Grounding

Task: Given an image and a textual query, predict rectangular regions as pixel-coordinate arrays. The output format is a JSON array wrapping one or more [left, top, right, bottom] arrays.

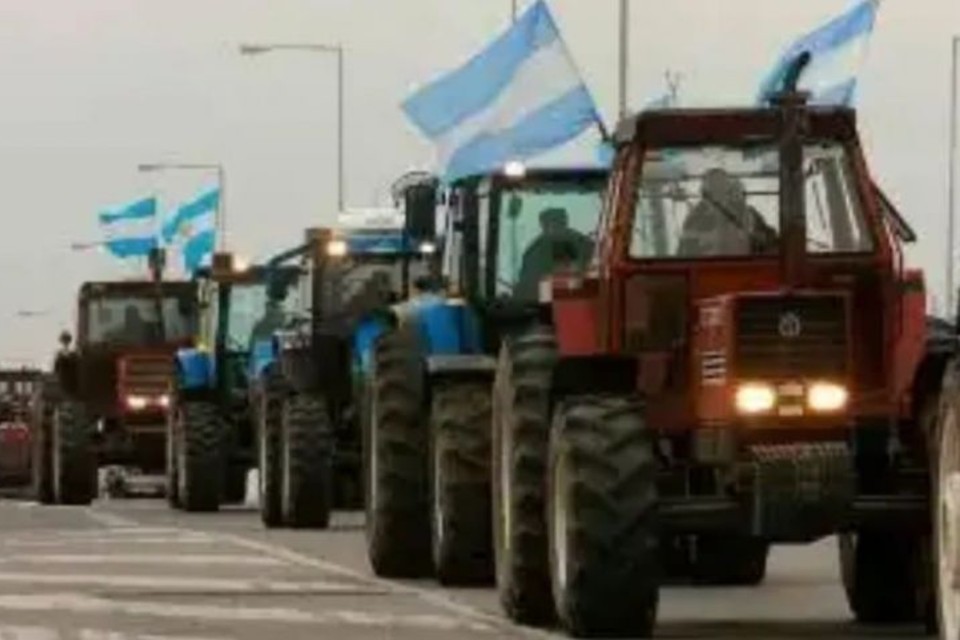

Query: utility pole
[[949, 35, 959, 314]]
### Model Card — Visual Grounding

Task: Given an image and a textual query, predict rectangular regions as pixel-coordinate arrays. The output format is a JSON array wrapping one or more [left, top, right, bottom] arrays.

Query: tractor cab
[[439, 166, 607, 345], [554, 88, 923, 434]]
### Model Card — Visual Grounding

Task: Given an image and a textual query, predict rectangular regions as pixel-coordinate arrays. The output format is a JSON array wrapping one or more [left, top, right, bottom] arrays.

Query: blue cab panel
[[176, 348, 214, 390]]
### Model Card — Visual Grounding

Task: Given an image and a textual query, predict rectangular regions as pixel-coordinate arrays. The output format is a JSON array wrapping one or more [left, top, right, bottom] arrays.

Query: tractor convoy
[[19, 55, 960, 638]]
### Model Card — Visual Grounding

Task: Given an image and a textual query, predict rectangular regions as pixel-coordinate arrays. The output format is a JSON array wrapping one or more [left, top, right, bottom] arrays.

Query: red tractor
[[0, 368, 43, 492], [491, 57, 948, 636], [33, 278, 198, 504]]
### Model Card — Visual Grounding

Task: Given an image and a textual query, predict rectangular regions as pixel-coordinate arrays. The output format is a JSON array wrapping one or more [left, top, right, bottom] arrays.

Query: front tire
[[257, 371, 284, 528], [280, 393, 333, 529], [548, 395, 659, 638], [839, 531, 926, 624], [52, 399, 96, 505], [430, 380, 493, 586], [365, 329, 431, 578], [176, 401, 223, 513], [934, 384, 960, 636], [31, 382, 55, 505]]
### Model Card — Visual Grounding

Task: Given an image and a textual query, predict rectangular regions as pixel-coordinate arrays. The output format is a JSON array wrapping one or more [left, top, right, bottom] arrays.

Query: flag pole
[[618, 0, 629, 120]]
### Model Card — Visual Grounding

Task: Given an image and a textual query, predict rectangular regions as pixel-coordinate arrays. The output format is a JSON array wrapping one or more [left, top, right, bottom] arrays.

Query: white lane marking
[[0, 593, 494, 633], [0, 625, 59, 640], [0, 536, 216, 548], [5, 554, 284, 566], [80, 631, 227, 640], [81, 511, 146, 529], [214, 531, 563, 639], [0, 572, 384, 594]]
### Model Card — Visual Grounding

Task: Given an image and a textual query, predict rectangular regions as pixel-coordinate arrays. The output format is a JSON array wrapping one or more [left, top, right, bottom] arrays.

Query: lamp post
[[137, 162, 226, 250], [239, 42, 346, 213]]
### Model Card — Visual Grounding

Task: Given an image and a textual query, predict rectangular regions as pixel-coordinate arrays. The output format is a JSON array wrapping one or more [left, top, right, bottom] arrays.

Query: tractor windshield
[[324, 254, 429, 314], [629, 142, 873, 259], [492, 176, 604, 301], [226, 281, 303, 353], [85, 295, 196, 346]]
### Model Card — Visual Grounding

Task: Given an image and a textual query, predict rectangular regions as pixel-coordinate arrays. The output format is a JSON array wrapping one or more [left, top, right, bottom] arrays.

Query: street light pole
[[137, 162, 226, 250], [949, 35, 959, 314], [239, 43, 346, 213], [511, 0, 517, 22]]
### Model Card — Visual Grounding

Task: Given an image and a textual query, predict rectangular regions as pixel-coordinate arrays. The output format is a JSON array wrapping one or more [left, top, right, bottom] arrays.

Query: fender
[[175, 348, 214, 391], [392, 295, 483, 357]]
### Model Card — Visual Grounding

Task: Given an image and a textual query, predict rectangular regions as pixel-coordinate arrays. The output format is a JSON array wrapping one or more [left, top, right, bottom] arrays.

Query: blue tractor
[[251, 212, 438, 529], [363, 165, 608, 591], [167, 253, 302, 513]]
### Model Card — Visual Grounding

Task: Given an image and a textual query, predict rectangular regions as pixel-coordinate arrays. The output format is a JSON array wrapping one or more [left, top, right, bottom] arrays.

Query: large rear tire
[[839, 531, 926, 624], [492, 327, 556, 624], [280, 393, 333, 529], [430, 380, 493, 586], [52, 399, 96, 505], [176, 401, 223, 513], [365, 329, 431, 578], [933, 384, 960, 636], [548, 395, 659, 638], [257, 370, 284, 528]]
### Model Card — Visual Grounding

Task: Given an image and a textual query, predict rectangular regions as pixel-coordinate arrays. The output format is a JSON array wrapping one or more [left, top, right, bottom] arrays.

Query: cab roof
[[614, 105, 858, 148]]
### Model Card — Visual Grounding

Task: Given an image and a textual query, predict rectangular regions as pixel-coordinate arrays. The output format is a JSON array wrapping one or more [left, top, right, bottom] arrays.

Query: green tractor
[[168, 253, 302, 512]]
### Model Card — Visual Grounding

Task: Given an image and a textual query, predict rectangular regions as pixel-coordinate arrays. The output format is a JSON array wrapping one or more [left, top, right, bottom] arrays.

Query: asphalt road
[[0, 493, 933, 640]]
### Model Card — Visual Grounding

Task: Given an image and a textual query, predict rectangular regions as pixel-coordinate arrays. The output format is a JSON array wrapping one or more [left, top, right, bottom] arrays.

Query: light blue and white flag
[[757, 0, 880, 106], [98, 196, 158, 259], [163, 187, 218, 273], [402, 0, 602, 182]]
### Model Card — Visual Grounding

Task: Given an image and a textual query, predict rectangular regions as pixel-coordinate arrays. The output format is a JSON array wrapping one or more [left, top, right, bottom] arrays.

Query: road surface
[[0, 496, 931, 640]]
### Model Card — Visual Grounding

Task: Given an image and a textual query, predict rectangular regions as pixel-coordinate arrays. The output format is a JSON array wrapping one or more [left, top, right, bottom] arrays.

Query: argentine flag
[[98, 197, 158, 259], [402, 0, 602, 182], [757, 0, 880, 106], [163, 187, 219, 273]]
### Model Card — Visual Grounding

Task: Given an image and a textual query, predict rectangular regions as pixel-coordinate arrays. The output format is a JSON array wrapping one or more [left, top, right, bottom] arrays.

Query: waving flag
[[98, 197, 158, 259], [757, 0, 880, 106], [402, 0, 602, 182], [163, 187, 219, 273]]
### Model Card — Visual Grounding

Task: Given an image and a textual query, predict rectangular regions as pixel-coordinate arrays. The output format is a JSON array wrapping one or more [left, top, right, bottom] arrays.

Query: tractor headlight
[[125, 395, 148, 411], [807, 382, 848, 412], [735, 383, 776, 415], [156, 394, 171, 409], [418, 241, 437, 255], [326, 239, 349, 257]]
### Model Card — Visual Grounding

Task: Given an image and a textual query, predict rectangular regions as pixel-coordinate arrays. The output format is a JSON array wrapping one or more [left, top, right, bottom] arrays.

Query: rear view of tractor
[[0, 368, 43, 492], [253, 211, 437, 529], [489, 57, 944, 637], [33, 255, 198, 505], [364, 165, 607, 586], [168, 254, 301, 512]]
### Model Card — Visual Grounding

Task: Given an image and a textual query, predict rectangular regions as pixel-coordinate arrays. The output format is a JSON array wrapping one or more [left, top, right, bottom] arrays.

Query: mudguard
[[392, 295, 482, 357], [176, 348, 214, 390]]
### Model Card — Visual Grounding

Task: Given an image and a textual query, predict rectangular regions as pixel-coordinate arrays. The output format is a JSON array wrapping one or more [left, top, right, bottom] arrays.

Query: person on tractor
[[516, 207, 594, 300], [248, 284, 288, 347], [677, 168, 777, 257]]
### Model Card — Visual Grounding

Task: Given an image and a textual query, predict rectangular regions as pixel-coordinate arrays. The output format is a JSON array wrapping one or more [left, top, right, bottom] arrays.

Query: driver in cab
[[515, 207, 593, 300], [677, 168, 777, 257]]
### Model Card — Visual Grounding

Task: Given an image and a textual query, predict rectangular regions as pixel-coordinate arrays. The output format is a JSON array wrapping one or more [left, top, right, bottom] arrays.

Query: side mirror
[[404, 181, 438, 242]]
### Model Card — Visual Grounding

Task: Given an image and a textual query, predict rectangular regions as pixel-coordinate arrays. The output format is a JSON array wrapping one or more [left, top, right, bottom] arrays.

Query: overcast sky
[[0, 0, 955, 365]]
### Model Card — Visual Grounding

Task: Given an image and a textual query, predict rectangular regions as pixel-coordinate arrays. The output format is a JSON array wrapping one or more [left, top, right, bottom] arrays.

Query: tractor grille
[[119, 354, 173, 397], [735, 296, 847, 380]]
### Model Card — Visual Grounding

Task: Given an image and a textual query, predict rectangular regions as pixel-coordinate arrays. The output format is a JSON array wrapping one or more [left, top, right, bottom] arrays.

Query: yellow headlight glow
[[807, 382, 848, 412], [735, 383, 776, 415], [326, 239, 348, 257]]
